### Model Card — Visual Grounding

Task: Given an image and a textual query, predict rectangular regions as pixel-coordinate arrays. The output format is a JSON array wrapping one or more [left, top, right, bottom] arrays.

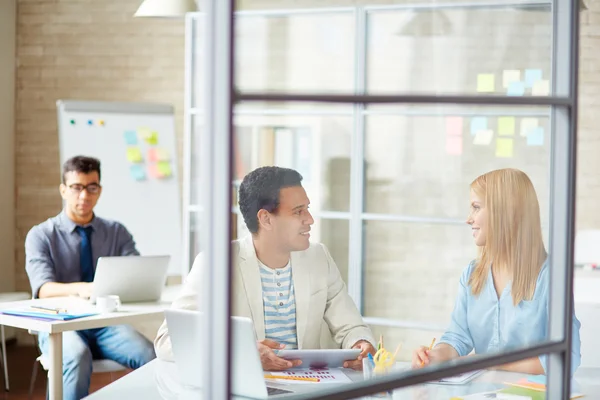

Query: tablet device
[[276, 349, 361, 368]]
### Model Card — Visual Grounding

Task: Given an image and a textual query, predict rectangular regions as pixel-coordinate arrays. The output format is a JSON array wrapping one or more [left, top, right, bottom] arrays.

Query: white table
[[85, 358, 600, 400], [0, 296, 170, 400]]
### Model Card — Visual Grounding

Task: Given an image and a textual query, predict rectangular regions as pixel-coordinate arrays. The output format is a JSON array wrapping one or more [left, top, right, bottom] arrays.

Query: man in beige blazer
[[155, 166, 376, 370]]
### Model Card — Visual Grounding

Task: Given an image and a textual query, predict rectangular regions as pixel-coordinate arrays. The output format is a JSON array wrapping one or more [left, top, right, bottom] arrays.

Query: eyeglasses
[[68, 183, 101, 195]]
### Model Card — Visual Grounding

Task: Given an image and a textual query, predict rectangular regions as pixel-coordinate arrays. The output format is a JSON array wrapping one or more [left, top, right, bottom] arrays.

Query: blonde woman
[[412, 168, 581, 375]]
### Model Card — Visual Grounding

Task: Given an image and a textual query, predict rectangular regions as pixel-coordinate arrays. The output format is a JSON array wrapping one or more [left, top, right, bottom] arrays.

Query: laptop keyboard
[[267, 386, 294, 396]]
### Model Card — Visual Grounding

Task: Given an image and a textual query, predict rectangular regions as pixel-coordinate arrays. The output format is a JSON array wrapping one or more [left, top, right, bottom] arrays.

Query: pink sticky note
[[446, 117, 463, 137], [147, 148, 158, 163], [148, 163, 163, 179], [446, 135, 463, 155]]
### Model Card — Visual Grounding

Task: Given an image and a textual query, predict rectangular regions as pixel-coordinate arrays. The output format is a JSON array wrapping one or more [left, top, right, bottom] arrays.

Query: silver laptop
[[91, 255, 170, 303], [165, 309, 296, 399]]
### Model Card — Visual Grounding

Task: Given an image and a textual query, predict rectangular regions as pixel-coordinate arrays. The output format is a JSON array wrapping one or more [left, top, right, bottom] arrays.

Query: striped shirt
[[259, 260, 298, 349]]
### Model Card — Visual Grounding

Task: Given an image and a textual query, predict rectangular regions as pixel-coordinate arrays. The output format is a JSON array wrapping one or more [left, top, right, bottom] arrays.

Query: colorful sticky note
[[507, 81, 525, 96], [99, 120, 105, 126], [126, 147, 143, 163], [123, 130, 137, 145], [137, 127, 152, 139], [144, 131, 158, 145], [87, 120, 93, 126], [157, 161, 172, 177], [470, 117, 488, 136], [498, 117, 515, 136], [496, 138, 514, 158], [532, 79, 550, 96], [527, 127, 544, 146], [446, 135, 462, 155], [520, 118, 539, 137], [473, 129, 493, 145], [502, 70, 521, 89], [477, 74, 495, 93], [129, 165, 146, 181], [524, 69, 543, 88], [148, 164, 161, 179], [148, 148, 170, 162], [445, 117, 463, 137]]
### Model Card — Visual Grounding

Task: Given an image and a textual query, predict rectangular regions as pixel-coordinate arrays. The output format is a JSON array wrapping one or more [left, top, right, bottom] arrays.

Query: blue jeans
[[38, 325, 156, 400]]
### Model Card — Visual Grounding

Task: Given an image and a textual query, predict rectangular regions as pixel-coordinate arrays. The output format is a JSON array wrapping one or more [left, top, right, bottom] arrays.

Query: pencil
[[264, 375, 320, 382], [421, 337, 436, 367], [30, 306, 66, 314], [392, 344, 402, 359]]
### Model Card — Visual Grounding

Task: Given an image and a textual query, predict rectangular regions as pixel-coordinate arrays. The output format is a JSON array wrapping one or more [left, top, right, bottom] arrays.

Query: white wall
[[0, 0, 16, 293]]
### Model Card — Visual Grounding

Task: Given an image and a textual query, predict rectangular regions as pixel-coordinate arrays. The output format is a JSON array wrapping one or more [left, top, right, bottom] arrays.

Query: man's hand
[[74, 282, 93, 299], [257, 339, 302, 371], [411, 346, 444, 369], [343, 340, 376, 370]]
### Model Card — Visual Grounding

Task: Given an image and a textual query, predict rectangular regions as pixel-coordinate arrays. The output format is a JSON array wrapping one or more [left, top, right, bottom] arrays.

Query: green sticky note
[[498, 117, 515, 136], [496, 138, 514, 158], [126, 147, 143, 163], [157, 161, 172, 178], [477, 74, 495, 93]]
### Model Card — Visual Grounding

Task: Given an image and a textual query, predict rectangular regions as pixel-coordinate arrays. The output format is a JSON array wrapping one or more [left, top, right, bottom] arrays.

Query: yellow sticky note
[[157, 161, 172, 177], [137, 127, 152, 139], [144, 131, 158, 145], [502, 70, 521, 89], [126, 147, 143, 163], [532, 80, 550, 96], [520, 118, 539, 137], [496, 138, 514, 158], [477, 74, 495, 93], [473, 130, 493, 146], [498, 117, 515, 136]]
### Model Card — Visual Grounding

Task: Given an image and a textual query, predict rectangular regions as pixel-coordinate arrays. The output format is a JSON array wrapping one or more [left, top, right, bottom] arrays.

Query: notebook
[[432, 369, 484, 385], [0, 309, 97, 321]]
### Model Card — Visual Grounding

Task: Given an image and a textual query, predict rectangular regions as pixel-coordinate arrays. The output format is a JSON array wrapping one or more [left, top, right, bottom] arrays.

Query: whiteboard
[[57, 100, 182, 276]]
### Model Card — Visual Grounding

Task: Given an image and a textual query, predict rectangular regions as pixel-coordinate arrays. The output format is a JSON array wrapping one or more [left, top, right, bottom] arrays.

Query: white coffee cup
[[96, 295, 121, 313]]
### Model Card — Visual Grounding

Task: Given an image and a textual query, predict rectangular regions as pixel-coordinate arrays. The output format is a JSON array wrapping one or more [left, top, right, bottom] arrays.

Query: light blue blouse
[[438, 260, 581, 375]]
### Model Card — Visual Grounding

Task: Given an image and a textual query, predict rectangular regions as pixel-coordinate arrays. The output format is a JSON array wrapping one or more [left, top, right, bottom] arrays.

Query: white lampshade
[[134, 0, 196, 18]]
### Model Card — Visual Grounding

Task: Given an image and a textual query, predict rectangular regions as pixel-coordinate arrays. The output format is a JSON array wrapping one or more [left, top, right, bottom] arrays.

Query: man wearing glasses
[[25, 155, 155, 400]]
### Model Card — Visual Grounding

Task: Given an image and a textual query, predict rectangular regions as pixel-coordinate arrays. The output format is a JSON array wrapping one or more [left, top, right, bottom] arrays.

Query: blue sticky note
[[123, 130, 138, 145], [470, 117, 487, 136], [507, 81, 525, 96], [525, 69, 543, 88], [129, 164, 146, 181], [527, 127, 544, 146], [527, 375, 546, 385]]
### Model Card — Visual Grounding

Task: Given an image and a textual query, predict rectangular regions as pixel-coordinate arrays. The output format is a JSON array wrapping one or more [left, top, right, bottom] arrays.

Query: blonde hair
[[468, 168, 547, 305]]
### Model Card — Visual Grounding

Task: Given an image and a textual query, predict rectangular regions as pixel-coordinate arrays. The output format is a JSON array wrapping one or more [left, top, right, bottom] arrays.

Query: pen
[[368, 352, 375, 367], [421, 337, 436, 367], [30, 305, 67, 314], [263, 375, 320, 382]]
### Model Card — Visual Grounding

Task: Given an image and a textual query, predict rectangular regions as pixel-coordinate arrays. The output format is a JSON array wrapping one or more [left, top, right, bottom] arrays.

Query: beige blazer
[[154, 236, 375, 361]]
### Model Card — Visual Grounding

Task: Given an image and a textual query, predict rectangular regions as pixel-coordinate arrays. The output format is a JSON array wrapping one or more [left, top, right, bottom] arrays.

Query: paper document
[[432, 369, 484, 385], [265, 368, 352, 384]]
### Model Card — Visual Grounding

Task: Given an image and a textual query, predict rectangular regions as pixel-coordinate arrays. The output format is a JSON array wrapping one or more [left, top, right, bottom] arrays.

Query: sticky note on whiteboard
[[527, 127, 544, 146], [520, 118, 539, 137], [148, 148, 170, 162], [470, 117, 488, 136], [502, 70, 521, 89], [473, 130, 493, 146], [497, 117, 515, 136], [477, 74, 495, 93], [123, 131, 137, 145], [126, 147, 143, 163], [496, 138, 514, 158], [446, 135, 462, 155], [445, 117, 463, 137], [129, 165, 146, 181]]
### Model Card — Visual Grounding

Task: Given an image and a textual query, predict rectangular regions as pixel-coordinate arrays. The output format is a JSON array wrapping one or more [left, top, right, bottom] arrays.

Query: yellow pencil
[[392, 343, 402, 359], [264, 375, 320, 382], [421, 337, 436, 367]]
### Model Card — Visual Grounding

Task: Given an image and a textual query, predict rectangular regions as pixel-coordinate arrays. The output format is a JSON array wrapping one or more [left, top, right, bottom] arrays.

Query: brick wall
[[14, 0, 185, 292]]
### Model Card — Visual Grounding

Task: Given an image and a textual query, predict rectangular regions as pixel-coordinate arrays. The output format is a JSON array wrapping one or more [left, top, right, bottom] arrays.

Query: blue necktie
[[76, 226, 94, 282]]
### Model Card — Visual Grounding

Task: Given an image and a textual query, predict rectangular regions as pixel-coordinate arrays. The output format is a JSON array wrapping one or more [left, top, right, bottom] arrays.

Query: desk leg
[[48, 332, 63, 400], [0, 325, 8, 391]]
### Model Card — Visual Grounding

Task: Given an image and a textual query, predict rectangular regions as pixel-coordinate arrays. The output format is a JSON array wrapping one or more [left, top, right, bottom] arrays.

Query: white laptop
[[90, 255, 170, 303], [165, 309, 296, 399]]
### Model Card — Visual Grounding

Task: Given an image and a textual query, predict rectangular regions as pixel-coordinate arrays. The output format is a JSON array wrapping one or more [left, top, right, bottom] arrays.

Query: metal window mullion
[[200, 0, 234, 399], [546, 0, 579, 397], [347, 7, 366, 310], [182, 14, 195, 279]]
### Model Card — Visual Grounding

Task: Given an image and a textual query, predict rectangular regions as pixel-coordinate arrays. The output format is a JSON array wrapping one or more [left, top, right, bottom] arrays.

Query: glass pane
[[363, 222, 475, 323], [367, 5, 552, 95], [234, 11, 355, 94], [317, 218, 350, 285], [233, 113, 353, 212], [364, 105, 551, 231]]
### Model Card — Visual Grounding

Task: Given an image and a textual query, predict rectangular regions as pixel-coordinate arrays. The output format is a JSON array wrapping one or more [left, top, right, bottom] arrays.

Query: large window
[[188, 0, 579, 398]]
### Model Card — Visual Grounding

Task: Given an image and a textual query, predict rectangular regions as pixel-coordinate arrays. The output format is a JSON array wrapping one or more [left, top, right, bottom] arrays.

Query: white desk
[[0, 296, 169, 400], [85, 359, 600, 400]]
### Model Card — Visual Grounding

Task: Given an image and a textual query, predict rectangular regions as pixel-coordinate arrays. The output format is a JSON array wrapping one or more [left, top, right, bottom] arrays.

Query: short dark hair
[[62, 156, 101, 183], [239, 166, 303, 234]]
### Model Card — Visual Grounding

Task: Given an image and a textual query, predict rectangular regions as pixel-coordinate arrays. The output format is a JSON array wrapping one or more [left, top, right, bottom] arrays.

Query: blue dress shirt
[[438, 260, 581, 376]]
